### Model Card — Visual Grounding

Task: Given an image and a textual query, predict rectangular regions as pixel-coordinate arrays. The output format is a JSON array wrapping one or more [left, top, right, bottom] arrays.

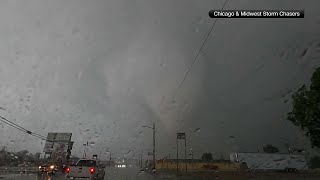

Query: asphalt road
[[1, 168, 320, 180], [0, 167, 157, 180]]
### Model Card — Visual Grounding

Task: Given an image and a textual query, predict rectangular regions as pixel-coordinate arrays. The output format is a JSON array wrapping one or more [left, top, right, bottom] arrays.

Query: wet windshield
[[0, 1, 320, 180]]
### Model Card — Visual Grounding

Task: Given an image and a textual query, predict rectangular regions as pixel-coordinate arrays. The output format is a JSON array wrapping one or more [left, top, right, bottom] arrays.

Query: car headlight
[[39, 166, 41, 169], [50, 165, 54, 169]]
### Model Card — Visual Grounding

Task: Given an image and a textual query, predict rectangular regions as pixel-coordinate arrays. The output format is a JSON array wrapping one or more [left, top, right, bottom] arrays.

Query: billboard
[[54, 133, 72, 142], [47, 133, 56, 141], [53, 142, 68, 154], [43, 141, 54, 153], [43, 133, 72, 154]]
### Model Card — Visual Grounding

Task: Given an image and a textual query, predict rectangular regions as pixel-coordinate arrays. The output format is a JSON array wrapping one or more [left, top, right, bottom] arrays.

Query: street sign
[[177, 133, 186, 139]]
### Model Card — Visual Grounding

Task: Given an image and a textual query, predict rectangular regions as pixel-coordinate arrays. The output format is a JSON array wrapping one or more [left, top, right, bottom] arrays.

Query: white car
[[66, 159, 105, 180]]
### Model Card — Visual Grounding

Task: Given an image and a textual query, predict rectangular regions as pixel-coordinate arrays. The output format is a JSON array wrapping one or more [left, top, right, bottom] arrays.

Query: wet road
[[0, 167, 156, 180], [1, 169, 320, 180]]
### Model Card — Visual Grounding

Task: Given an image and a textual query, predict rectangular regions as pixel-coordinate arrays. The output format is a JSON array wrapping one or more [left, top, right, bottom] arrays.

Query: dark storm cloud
[[0, 0, 320, 159]]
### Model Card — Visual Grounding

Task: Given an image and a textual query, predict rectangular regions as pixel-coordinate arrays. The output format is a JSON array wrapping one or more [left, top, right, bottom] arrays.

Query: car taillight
[[90, 167, 95, 174], [66, 167, 70, 173]]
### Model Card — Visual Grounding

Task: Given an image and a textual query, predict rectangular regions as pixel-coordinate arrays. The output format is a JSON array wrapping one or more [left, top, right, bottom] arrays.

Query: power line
[[0, 115, 48, 140], [32, 132, 48, 139], [0, 118, 47, 140], [0, 116, 27, 132], [0, 115, 30, 132], [173, 0, 230, 99], [0, 116, 47, 140]]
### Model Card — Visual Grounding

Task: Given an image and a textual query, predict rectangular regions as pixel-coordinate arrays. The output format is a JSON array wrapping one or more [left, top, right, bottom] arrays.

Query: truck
[[66, 159, 105, 180]]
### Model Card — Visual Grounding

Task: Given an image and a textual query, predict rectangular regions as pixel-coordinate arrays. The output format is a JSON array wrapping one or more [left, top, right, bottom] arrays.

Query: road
[[0, 167, 157, 180], [1, 168, 320, 180]]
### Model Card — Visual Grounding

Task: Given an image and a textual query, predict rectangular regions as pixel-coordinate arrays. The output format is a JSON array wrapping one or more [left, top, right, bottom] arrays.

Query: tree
[[310, 156, 320, 169], [201, 152, 213, 161], [287, 67, 320, 149], [263, 144, 279, 153], [16, 150, 29, 156]]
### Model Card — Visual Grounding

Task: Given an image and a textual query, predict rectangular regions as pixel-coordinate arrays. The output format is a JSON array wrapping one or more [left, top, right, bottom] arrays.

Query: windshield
[[0, 1, 320, 180], [76, 160, 96, 167]]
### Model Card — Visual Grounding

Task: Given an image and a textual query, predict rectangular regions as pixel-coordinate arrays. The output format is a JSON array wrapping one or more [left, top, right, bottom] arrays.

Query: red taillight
[[66, 167, 70, 173], [90, 167, 95, 174]]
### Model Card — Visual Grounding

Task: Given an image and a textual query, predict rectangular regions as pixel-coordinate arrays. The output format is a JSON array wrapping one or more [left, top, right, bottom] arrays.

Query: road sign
[[177, 133, 186, 139]]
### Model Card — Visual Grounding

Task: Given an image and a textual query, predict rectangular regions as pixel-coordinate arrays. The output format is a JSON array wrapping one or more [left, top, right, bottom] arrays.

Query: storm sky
[[0, 0, 320, 160]]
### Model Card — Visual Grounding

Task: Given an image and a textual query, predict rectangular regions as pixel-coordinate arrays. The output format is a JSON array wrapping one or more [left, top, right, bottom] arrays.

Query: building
[[230, 152, 308, 170], [155, 159, 240, 171]]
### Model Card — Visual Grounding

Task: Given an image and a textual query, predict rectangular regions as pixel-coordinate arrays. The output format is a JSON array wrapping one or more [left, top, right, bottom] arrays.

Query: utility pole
[[83, 141, 89, 158], [176, 136, 179, 175], [167, 154, 170, 169], [139, 152, 141, 168], [153, 122, 156, 170], [140, 150, 143, 169], [190, 149, 193, 171], [185, 135, 187, 173]]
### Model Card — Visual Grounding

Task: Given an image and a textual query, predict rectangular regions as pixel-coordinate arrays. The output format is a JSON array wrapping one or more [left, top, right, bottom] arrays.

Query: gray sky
[[0, 0, 320, 160]]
